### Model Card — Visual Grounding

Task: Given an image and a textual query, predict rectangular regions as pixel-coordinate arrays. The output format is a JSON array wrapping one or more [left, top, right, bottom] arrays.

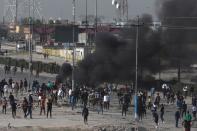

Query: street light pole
[[32, 0, 35, 41], [28, 0, 32, 90], [134, 16, 139, 122], [15, 0, 18, 24], [95, 0, 98, 45], [86, 0, 88, 46], [72, 0, 76, 91]]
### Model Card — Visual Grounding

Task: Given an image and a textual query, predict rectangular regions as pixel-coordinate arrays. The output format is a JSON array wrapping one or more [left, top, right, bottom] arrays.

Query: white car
[[17, 41, 26, 50]]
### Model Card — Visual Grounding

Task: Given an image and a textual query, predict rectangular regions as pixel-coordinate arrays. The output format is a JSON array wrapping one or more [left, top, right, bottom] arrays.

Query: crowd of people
[[0, 77, 55, 119], [133, 84, 197, 130], [0, 77, 117, 124], [0, 75, 196, 130]]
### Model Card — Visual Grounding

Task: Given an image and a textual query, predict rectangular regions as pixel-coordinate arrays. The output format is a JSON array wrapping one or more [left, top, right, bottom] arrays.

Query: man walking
[[160, 104, 165, 123], [153, 111, 159, 128], [47, 98, 52, 118], [24, 78, 28, 92], [192, 105, 196, 120], [26, 93, 33, 119], [22, 97, 28, 118], [175, 110, 180, 128], [40, 96, 46, 115], [11, 101, 17, 119], [82, 106, 89, 124], [182, 101, 187, 117], [2, 97, 7, 114], [122, 102, 128, 116]]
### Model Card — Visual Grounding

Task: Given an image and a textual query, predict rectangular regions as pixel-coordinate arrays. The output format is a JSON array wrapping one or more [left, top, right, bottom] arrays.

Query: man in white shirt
[[68, 89, 72, 103], [11, 82, 15, 93], [4, 84, 8, 97], [192, 106, 196, 120], [183, 86, 188, 98]]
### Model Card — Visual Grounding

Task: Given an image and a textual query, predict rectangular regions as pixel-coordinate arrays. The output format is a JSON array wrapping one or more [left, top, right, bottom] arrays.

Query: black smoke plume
[[76, 33, 132, 86], [157, 0, 197, 82], [56, 63, 72, 83], [76, 14, 162, 86]]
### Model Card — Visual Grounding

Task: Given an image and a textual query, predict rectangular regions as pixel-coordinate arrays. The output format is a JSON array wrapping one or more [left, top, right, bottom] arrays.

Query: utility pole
[[95, 0, 98, 45], [32, 0, 35, 49], [15, 0, 18, 24], [28, 0, 32, 90], [134, 16, 139, 121], [133, 16, 143, 130], [15, 0, 18, 53], [72, 0, 76, 91], [86, 0, 88, 46]]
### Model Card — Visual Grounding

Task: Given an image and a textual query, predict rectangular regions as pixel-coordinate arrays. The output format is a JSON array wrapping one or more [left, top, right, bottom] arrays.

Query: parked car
[[17, 41, 26, 50]]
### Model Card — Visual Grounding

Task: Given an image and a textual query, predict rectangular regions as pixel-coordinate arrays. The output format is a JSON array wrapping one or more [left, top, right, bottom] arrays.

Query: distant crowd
[[0, 76, 196, 130]]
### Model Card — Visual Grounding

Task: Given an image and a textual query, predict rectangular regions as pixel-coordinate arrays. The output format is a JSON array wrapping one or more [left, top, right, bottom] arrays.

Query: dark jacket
[[28, 95, 33, 106], [9, 94, 15, 105], [175, 111, 180, 120], [160, 106, 164, 114], [47, 99, 52, 109], [12, 102, 17, 111], [82, 107, 89, 117], [154, 112, 159, 123]]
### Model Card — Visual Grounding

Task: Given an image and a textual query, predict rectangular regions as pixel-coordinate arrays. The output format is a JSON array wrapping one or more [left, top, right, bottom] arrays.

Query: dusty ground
[[0, 68, 196, 131], [0, 44, 197, 131]]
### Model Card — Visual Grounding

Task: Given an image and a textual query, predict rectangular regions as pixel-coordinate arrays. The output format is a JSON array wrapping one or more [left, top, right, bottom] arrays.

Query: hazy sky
[[0, 0, 157, 22]]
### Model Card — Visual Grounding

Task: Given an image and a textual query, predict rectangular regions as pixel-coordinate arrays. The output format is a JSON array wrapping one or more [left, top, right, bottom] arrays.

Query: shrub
[[0, 57, 60, 74]]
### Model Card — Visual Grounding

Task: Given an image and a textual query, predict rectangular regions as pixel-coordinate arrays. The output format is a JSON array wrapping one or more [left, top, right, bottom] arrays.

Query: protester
[[82, 106, 89, 124], [11, 101, 17, 119], [3, 83, 8, 97], [103, 93, 110, 110], [155, 93, 161, 107], [19, 80, 23, 94], [24, 78, 28, 92], [40, 96, 46, 115], [122, 102, 127, 116], [153, 111, 159, 128], [47, 98, 52, 118], [26, 93, 33, 119], [2, 97, 7, 114], [182, 101, 187, 117], [147, 96, 152, 110], [183, 86, 188, 98], [160, 104, 165, 123], [192, 105, 196, 120], [175, 110, 180, 128], [22, 97, 28, 118], [9, 92, 15, 106], [98, 98, 103, 114]]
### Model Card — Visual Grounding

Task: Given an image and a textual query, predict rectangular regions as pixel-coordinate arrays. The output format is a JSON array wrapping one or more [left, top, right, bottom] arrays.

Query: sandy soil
[[0, 50, 196, 131]]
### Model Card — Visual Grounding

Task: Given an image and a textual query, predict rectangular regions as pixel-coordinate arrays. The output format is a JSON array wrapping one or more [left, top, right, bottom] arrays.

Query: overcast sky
[[0, 0, 157, 22]]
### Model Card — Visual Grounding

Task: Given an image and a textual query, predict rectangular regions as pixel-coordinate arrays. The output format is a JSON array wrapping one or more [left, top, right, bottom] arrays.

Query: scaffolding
[[112, 0, 129, 22], [3, 0, 42, 24]]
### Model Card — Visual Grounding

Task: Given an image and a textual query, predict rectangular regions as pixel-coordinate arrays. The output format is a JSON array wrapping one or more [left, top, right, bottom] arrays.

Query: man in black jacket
[[9, 93, 14, 106], [26, 94, 33, 119], [175, 110, 180, 127], [47, 98, 52, 118], [82, 106, 89, 124]]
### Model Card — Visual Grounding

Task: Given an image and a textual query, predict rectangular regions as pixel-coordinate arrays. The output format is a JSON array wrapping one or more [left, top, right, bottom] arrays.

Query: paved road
[[1, 42, 66, 65]]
